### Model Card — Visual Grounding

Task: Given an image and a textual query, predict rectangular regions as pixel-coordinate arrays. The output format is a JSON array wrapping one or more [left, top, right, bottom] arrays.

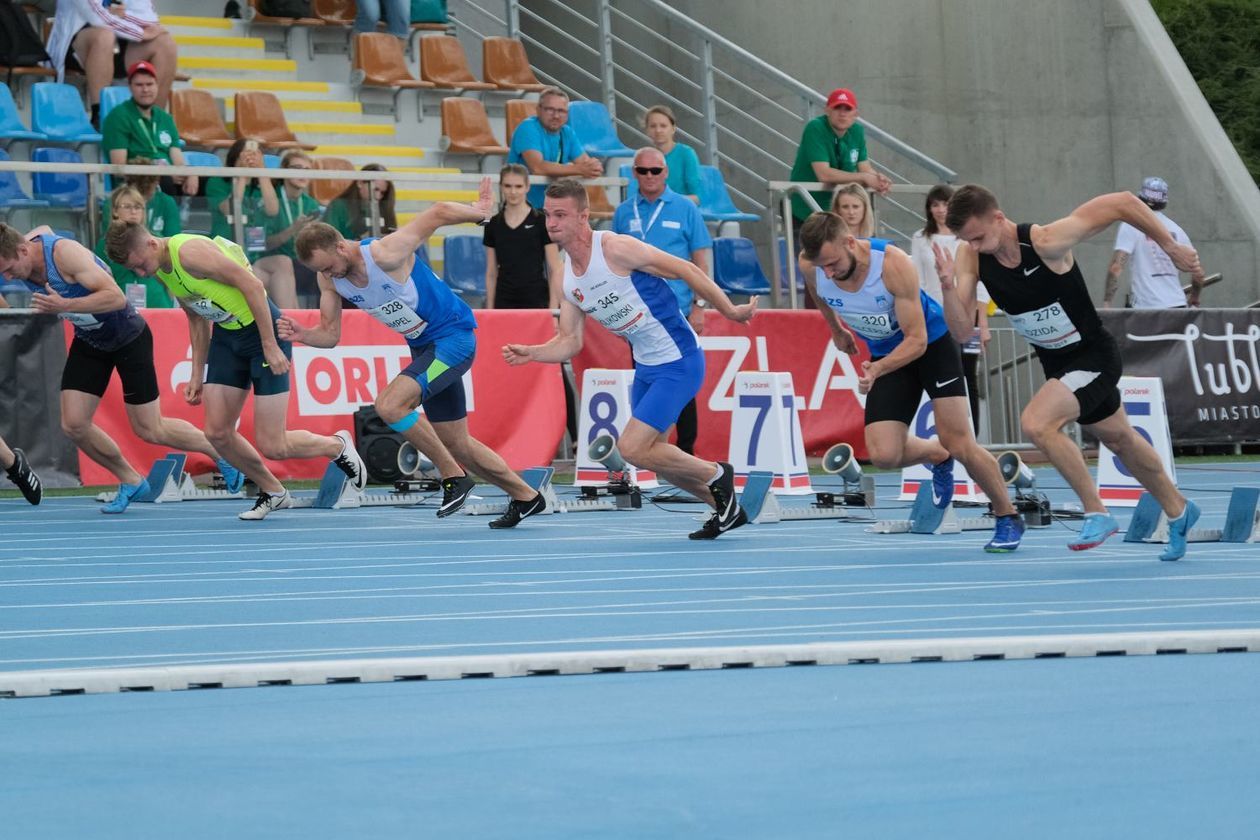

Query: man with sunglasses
[[507, 87, 604, 208], [613, 147, 712, 455]]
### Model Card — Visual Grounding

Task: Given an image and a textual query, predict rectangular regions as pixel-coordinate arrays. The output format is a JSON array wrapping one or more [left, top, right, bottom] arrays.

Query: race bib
[[364, 297, 428, 340], [583, 287, 648, 337], [184, 296, 238, 324], [1007, 301, 1080, 350], [838, 310, 898, 341], [61, 312, 101, 329]]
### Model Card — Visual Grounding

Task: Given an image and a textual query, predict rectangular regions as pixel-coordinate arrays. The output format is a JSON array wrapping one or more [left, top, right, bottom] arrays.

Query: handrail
[[768, 183, 823, 310]]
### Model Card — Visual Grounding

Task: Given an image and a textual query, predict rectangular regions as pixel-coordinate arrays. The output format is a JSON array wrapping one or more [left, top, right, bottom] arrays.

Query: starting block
[[869, 483, 997, 535], [95, 453, 247, 503], [1124, 488, 1260, 545], [292, 462, 444, 510], [740, 470, 868, 525], [460, 467, 560, 517]]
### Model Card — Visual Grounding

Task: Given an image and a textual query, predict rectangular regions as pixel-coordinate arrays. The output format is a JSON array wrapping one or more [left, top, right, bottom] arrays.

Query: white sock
[[709, 464, 725, 484]]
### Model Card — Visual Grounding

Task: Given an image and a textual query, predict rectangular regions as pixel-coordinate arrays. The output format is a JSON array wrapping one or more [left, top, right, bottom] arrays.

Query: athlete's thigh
[[864, 361, 921, 426], [114, 326, 161, 406], [251, 391, 293, 444], [618, 416, 663, 453], [59, 387, 104, 427], [378, 372, 423, 413], [930, 395, 976, 442], [202, 382, 251, 430], [60, 338, 114, 401], [1024, 378, 1083, 429]]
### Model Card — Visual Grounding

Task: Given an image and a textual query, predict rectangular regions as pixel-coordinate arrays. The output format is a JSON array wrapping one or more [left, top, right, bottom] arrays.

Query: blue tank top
[[330, 241, 476, 347], [24, 235, 146, 352], [813, 238, 948, 357]]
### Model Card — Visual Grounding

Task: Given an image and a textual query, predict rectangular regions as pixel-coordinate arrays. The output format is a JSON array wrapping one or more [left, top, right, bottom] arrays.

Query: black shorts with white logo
[[1042, 332, 1123, 426], [864, 333, 968, 426], [60, 323, 160, 405]]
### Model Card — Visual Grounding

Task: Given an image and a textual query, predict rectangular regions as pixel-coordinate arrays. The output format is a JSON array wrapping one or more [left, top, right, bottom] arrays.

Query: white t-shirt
[[1113, 212, 1192, 309], [909, 230, 957, 304]]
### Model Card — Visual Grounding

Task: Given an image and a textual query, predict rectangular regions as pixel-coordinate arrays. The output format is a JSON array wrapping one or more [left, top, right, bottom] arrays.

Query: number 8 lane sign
[[574, 369, 659, 488]]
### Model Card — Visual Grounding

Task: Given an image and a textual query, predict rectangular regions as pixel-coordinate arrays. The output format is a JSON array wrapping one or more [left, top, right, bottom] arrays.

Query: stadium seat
[[233, 92, 316, 151], [586, 185, 616, 222], [567, 101, 634, 159], [712, 237, 771, 296], [311, 156, 355, 204], [263, 154, 281, 168], [32, 147, 88, 209], [419, 36, 496, 91], [698, 165, 760, 223], [98, 86, 132, 128], [311, 0, 354, 24], [482, 37, 546, 92], [182, 151, 223, 169], [442, 234, 486, 299], [440, 98, 509, 157], [30, 83, 102, 144], [172, 90, 235, 150], [353, 32, 434, 120], [504, 99, 537, 145], [0, 149, 50, 211], [0, 85, 46, 145], [777, 236, 805, 296]]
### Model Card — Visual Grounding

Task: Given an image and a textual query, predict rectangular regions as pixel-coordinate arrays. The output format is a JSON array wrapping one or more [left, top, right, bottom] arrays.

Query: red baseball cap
[[127, 61, 157, 80], [826, 88, 858, 110]]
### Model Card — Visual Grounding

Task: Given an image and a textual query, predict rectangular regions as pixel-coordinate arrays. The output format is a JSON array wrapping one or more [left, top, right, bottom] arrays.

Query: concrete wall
[[648, 0, 1260, 306]]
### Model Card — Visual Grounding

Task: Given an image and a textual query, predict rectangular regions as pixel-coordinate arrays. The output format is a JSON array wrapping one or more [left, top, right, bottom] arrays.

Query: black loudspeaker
[[354, 405, 405, 485]]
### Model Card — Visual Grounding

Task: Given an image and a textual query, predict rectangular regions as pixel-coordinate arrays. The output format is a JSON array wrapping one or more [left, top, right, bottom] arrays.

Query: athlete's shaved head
[[945, 184, 1000, 233]]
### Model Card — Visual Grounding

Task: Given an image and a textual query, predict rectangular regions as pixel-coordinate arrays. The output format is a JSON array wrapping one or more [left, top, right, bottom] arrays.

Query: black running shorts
[[864, 333, 968, 426], [60, 323, 160, 405]]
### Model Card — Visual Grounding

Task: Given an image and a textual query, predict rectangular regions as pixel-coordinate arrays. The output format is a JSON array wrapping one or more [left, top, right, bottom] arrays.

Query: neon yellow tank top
[[156, 234, 263, 329]]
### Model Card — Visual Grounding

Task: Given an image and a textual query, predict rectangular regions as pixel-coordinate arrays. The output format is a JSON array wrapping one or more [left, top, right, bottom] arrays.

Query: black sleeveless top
[[977, 223, 1106, 363]]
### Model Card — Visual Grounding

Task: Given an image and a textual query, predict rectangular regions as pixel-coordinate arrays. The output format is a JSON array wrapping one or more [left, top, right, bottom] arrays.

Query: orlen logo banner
[[74, 309, 564, 485]]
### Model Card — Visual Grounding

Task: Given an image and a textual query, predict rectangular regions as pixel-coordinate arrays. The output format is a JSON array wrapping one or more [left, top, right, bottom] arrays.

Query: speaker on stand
[[353, 405, 406, 485]]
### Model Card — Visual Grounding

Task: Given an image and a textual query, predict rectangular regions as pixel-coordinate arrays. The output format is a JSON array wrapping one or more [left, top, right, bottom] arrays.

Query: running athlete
[[289, 177, 544, 528], [502, 178, 757, 540], [797, 211, 1023, 552], [106, 223, 366, 520], [0, 433, 41, 505], [0, 223, 243, 513], [937, 185, 1201, 560]]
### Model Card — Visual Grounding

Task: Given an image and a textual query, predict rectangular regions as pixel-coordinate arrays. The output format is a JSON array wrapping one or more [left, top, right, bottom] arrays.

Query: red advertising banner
[[75, 309, 566, 485], [571, 309, 871, 462]]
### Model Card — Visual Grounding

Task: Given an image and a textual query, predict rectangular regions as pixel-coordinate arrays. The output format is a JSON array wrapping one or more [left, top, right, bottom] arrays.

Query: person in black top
[[483, 164, 562, 309], [935, 185, 1202, 561]]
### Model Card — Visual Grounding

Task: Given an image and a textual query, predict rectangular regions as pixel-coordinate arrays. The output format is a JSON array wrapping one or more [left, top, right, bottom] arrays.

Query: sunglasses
[[634, 166, 664, 176]]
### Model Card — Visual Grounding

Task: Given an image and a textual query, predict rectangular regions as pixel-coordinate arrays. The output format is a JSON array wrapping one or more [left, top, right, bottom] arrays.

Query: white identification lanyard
[[281, 193, 300, 224], [631, 199, 665, 238]]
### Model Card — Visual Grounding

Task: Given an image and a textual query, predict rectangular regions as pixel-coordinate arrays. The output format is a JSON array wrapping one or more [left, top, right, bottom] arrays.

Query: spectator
[[206, 138, 280, 253], [117, 156, 181, 238], [612, 147, 712, 455], [1104, 177, 1207, 309], [830, 183, 875, 239], [643, 105, 701, 204], [354, 0, 409, 40], [47, 0, 178, 122], [254, 150, 322, 309], [788, 87, 891, 236], [910, 184, 956, 302], [483, 164, 561, 310], [102, 61, 197, 197], [325, 163, 397, 241], [507, 87, 603, 208], [96, 183, 174, 308]]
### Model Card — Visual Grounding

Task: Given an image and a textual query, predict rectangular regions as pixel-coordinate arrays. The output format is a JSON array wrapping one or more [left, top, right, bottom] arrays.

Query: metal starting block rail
[[1125, 488, 1260, 545], [868, 483, 995, 535], [461, 468, 643, 516], [740, 471, 871, 525], [288, 461, 440, 510], [95, 453, 246, 503]]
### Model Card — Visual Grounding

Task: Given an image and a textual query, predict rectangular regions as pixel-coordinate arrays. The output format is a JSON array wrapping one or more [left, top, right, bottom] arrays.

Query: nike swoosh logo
[[524, 225, 535, 229], [935, 377, 959, 388], [1023, 266, 1040, 276]]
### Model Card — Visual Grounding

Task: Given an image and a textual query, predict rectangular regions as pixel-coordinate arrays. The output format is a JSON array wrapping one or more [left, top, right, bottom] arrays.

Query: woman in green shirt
[[643, 105, 702, 204], [205, 138, 280, 253], [252, 150, 322, 309], [323, 162, 398, 240], [95, 184, 176, 308]]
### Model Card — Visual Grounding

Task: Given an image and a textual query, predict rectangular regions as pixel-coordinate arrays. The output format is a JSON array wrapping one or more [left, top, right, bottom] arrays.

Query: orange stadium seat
[[171, 90, 235, 150], [312, 0, 355, 25], [419, 36, 496, 91], [586, 185, 615, 221], [440, 97, 508, 156], [481, 37, 546, 93], [233, 91, 316, 151], [504, 99, 537, 145], [311, 156, 354, 203], [354, 33, 434, 90]]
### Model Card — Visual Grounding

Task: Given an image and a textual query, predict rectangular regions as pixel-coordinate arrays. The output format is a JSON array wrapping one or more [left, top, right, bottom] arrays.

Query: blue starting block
[[461, 467, 560, 516], [1125, 488, 1260, 545], [95, 453, 246, 503], [738, 470, 868, 524]]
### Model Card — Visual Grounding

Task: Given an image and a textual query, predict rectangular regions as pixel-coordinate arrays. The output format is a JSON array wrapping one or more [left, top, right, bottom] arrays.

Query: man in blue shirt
[[613, 147, 712, 454], [508, 87, 604, 208]]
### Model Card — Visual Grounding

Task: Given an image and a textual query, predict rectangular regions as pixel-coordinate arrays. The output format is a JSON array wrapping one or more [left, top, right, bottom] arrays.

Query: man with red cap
[[788, 88, 893, 232], [102, 61, 198, 198]]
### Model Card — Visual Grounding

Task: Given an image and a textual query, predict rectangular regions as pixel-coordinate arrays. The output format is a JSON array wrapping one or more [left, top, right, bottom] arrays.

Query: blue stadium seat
[[183, 151, 223, 168], [777, 236, 805, 295], [568, 101, 635, 159], [99, 86, 132, 128], [30, 83, 103, 144], [32, 147, 88, 209], [0, 86, 47, 145], [712, 237, 771, 296], [0, 149, 50, 210], [442, 235, 486, 298], [698, 165, 759, 223], [263, 154, 281, 168]]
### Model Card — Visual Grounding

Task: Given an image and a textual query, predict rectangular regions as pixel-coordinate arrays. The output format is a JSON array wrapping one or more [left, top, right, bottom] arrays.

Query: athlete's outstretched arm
[[372, 177, 493, 272], [936, 241, 979, 344], [503, 299, 585, 365], [602, 233, 756, 323], [1033, 192, 1200, 273], [29, 240, 126, 315], [799, 256, 857, 355], [278, 273, 343, 348]]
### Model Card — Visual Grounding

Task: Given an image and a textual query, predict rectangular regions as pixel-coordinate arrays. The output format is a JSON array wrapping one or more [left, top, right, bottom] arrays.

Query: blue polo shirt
[[613, 186, 712, 313], [508, 117, 585, 207]]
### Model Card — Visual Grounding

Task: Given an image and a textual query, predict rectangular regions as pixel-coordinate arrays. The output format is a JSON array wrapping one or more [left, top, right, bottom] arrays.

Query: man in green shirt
[[102, 61, 198, 197], [788, 88, 891, 226]]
